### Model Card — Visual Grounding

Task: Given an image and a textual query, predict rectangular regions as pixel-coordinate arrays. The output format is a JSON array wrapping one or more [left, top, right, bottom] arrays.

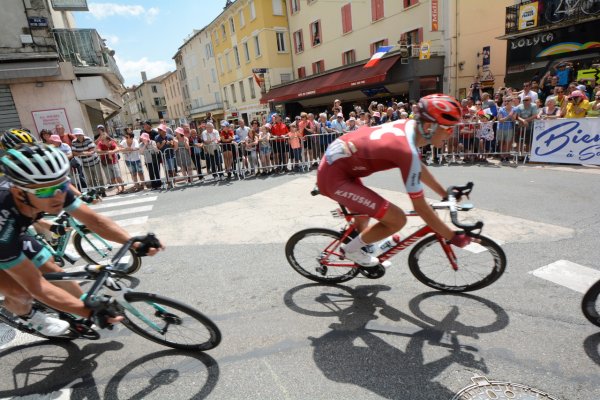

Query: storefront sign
[[518, 1, 538, 30], [431, 0, 439, 32], [508, 20, 599, 64], [252, 68, 268, 74], [419, 41, 431, 60], [531, 119, 600, 165], [50, 0, 88, 11], [31, 108, 71, 135]]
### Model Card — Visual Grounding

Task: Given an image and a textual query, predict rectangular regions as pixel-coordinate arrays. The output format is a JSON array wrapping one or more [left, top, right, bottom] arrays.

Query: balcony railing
[[53, 28, 124, 84], [505, 0, 600, 35]]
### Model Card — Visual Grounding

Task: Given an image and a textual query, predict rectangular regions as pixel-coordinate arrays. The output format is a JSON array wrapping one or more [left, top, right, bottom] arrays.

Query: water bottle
[[379, 234, 401, 252]]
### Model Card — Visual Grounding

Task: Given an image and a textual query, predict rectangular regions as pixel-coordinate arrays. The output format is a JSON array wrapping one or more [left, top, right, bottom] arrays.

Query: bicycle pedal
[[358, 264, 386, 279]]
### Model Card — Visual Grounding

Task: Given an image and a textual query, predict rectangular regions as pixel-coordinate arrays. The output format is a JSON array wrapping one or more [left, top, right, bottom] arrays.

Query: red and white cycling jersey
[[317, 119, 423, 218]]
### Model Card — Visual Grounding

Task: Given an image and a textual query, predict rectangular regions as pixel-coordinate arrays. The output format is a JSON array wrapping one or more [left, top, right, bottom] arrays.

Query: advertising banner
[[531, 119, 600, 165], [431, 0, 439, 32], [518, 1, 538, 30], [31, 108, 71, 135]]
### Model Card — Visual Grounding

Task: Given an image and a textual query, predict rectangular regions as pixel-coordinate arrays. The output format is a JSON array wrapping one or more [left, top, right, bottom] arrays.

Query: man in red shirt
[[317, 94, 471, 267], [270, 114, 289, 173], [55, 124, 74, 147]]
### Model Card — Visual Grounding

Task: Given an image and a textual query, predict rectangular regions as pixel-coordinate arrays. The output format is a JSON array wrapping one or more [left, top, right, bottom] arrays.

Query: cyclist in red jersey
[[317, 94, 471, 267]]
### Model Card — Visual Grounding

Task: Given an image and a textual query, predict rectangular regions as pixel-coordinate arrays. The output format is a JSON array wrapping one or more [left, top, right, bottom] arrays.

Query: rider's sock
[[344, 233, 369, 253], [18, 309, 35, 319]]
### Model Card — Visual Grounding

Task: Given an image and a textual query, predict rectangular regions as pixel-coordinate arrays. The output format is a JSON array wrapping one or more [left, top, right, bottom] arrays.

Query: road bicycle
[[582, 278, 600, 327], [285, 183, 506, 292], [544, 0, 600, 23], [32, 195, 142, 274], [0, 234, 221, 351]]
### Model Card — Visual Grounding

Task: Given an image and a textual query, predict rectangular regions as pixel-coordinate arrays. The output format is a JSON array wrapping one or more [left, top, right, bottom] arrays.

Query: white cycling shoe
[[20, 310, 70, 336], [341, 245, 380, 267]]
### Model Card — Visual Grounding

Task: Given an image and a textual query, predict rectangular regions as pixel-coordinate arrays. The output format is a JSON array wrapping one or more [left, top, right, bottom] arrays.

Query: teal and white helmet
[[0, 144, 70, 185]]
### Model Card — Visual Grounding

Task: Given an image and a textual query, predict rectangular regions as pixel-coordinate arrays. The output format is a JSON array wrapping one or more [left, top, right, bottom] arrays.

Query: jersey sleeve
[[0, 220, 25, 269], [402, 123, 424, 199], [63, 187, 82, 212]]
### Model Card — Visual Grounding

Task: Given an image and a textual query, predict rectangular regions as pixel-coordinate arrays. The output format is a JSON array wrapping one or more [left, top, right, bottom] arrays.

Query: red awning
[[261, 55, 401, 104]]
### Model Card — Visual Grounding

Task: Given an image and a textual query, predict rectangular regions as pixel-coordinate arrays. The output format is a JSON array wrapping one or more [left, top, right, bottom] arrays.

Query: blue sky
[[73, 1, 227, 87]]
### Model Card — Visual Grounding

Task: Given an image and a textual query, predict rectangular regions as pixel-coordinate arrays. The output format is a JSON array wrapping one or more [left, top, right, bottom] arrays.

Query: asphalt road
[[1, 162, 599, 400]]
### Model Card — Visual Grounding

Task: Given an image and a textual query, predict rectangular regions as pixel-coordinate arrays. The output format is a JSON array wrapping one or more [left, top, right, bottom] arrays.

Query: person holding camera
[[468, 76, 482, 103]]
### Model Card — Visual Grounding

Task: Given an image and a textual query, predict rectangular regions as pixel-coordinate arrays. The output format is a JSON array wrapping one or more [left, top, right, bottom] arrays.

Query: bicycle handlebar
[[445, 182, 483, 234]]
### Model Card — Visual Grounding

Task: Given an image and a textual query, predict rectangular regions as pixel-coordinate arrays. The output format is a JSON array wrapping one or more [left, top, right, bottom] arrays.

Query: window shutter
[[293, 32, 298, 53], [418, 28, 423, 43], [342, 3, 352, 33], [371, 0, 377, 21], [378, 0, 384, 19]]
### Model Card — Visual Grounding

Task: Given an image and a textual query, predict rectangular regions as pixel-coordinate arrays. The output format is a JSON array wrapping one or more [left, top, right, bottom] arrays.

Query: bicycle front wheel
[[408, 234, 506, 292], [285, 228, 359, 284], [582, 280, 600, 327], [73, 228, 141, 274], [121, 292, 221, 351]]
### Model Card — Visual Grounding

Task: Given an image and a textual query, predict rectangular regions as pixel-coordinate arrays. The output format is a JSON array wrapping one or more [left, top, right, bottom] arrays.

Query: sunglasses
[[18, 179, 70, 199]]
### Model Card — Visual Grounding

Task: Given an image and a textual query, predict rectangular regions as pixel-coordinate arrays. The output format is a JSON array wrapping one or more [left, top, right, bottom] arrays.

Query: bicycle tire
[[121, 292, 221, 351], [73, 228, 141, 274], [544, 0, 565, 23], [0, 301, 75, 341], [582, 280, 600, 327], [408, 234, 506, 292], [581, 0, 600, 15], [285, 228, 359, 284]]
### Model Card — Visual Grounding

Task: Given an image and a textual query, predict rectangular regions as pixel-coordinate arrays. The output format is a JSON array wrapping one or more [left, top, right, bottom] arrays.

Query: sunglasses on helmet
[[18, 179, 70, 199]]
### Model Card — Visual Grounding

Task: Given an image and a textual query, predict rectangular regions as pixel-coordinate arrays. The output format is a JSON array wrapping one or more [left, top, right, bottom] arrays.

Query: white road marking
[[91, 196, 157, 210], [529, 260, 600, 293], [98, 205, 153, 218], [115, 216, 148, 227], [99, 194, 139, 201], [1, 389, 72, 400]]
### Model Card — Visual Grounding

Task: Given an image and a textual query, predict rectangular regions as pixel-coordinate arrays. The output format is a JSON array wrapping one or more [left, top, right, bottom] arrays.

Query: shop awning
[[261, 55, 401, 104]]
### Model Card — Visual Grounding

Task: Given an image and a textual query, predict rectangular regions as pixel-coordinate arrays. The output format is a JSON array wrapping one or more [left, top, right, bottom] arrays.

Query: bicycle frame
[[324, 208, 457, 270], [66, 215, 114, 258]]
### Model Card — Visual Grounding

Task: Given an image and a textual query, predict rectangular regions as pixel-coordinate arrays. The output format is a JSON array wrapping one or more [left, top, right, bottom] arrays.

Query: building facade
[[500, 0, 600, 89], [176, 28, 224, 126], [265, 0, 513, 115], [0, 0, 124, 137], [210, 0, 293, 124], [132, 71, 170, 125], [162, 70, 186, 127]]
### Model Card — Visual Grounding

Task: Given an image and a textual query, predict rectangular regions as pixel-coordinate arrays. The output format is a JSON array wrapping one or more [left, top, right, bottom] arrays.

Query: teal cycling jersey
[[0, 179, 82, 269]]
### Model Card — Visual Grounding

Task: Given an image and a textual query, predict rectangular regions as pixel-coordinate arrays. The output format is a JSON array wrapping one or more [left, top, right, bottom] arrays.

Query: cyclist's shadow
[[285, 283, 509, 399]]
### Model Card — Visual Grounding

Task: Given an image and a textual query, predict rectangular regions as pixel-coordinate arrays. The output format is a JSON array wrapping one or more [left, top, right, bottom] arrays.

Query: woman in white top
[[120, 129, 144, 191]]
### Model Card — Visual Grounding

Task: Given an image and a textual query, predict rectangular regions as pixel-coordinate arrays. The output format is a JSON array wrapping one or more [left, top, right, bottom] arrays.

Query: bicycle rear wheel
[[285, 228, 359, 284], [73, 228, 141, 274], [582, 280, 600, 327], [408, 234, 506, 292], [121, 292, 221, 351]]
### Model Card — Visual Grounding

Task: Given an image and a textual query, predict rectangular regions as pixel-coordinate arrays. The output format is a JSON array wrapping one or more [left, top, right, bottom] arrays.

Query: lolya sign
[[531, 119, 600, 165]]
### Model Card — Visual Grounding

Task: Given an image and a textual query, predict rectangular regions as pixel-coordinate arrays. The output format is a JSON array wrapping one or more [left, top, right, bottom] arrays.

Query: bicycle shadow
[[104, 349, 220, 399], [0, 340, 220, 399], [0, 340, 123, 398], [583, 332, 600, 366], [284, 283, 509, 399]]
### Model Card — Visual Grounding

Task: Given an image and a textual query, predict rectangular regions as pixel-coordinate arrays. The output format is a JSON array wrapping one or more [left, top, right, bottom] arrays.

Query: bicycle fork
[[438, 235, 460, 271]]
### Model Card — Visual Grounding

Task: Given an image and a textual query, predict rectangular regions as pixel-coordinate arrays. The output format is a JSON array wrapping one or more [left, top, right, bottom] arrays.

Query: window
[[218, 55, 224, 75], [342, 49, 356, 65], [254, 35, 261, 57], [341, 3, 352, 34], [290, 0, 300, 14], [233, 45, 240, 66], [211, 68, 217, 83], [215, 91, 221, 103], [248, 77, 256, 99], [229, 17, 235, 33], [280, 73, 292, 84], [402, 28, 423, 46], [151, 85, 158, 93], [404, 0, 419, 7], [370, 39, 388, 55], [371, 0, 384, 21], [214, 30, 219, 44], [293, 30, 304, 53], [312, 60, 325, 74], [276, 31, 286, 52], [310, 20, 321, 47], [225, 52, 232, 71], [250, 0, 256, 19], [272, 0, 283, 15], [297, 66, 306, 78], [154, 97, 161, 106], [223, 86, 229, 103], [221, 23, 226, 39], [239, 9, 245, 27], [243, 42, 250, 62], [230, 83, 237, 103], [239, 81, 246, 102]]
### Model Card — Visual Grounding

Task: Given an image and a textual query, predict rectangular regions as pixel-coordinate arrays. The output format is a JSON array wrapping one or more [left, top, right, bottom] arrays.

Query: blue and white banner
[[531, 119, 600, 165]]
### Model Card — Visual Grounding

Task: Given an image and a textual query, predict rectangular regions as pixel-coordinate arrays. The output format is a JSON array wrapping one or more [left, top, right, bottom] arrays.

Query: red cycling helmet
[[416, 94, 463, 126]]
